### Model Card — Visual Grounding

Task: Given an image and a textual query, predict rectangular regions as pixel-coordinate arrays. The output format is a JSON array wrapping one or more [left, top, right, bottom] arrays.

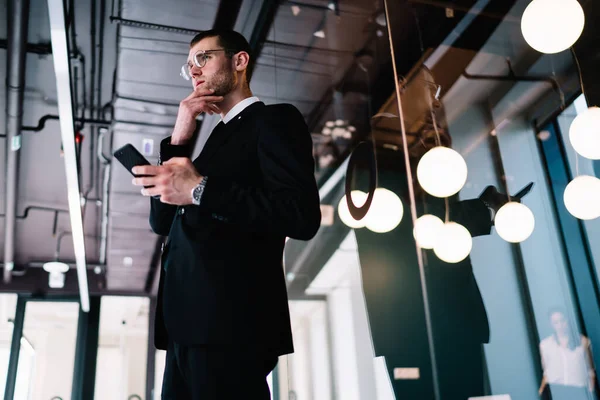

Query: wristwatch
[[191, 176, 208, 206]]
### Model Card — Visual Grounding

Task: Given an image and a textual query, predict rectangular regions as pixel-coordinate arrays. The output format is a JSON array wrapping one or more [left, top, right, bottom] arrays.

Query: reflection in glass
[[18, 302, 80, 399], [539, 309, 597, 399], [0, 294, 17, 399], [95, 296, 149, 400]]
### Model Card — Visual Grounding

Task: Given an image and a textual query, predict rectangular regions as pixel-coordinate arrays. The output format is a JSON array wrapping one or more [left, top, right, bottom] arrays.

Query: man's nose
[[191, 65, 203, 77], [190, 64, 202, 77]]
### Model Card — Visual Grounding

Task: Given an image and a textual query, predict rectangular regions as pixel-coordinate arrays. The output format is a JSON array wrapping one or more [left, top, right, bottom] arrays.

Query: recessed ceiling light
[[313, 30, 325, 39], [123, 256, 133, 266], [291, 5, 301, 16]]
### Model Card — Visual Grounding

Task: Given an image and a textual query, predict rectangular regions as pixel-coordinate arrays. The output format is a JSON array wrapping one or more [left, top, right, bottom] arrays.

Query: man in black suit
[[132, 29, 321, 399]]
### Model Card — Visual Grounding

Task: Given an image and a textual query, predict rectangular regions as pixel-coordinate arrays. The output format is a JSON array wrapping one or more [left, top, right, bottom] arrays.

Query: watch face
[[192, 185, 202, 204]]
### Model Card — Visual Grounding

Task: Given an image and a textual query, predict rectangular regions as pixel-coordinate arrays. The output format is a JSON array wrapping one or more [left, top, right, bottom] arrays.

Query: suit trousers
[[161, 341, 278, 400]]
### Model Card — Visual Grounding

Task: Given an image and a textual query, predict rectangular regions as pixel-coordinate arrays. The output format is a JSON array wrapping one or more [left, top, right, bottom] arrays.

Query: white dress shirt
[[540, 335, 595, 387], [221, 96, 260, 124], [195, 96, 260, 153]]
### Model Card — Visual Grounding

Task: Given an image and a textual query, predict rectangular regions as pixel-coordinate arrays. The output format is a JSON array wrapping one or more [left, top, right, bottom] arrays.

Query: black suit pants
[[161, 341, 278, 400]]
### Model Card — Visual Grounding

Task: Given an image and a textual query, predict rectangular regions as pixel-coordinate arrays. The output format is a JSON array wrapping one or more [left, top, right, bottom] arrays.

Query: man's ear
[[234, 51, 250, 72]]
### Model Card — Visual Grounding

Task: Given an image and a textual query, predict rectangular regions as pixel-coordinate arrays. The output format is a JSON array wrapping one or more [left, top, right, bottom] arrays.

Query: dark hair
[[548, 307, 580, 350], [190, 29, 255, 85]]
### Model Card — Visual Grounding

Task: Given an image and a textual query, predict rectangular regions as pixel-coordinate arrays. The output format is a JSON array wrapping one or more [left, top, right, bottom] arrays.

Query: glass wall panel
[[0, 294, 17, 399], [95, 296, 150, 400], [382, 0, 600, 399], [17, 301, 80, 400], [279, 0, 600, 399]]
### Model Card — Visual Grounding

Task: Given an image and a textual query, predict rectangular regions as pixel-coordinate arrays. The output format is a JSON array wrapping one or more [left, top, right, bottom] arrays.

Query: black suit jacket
[[150, 102, 321, 357]]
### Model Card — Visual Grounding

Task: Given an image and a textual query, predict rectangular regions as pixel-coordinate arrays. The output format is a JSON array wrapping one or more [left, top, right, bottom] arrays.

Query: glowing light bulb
[[433, 222, 472, 263], [564, 175, 600, 220], [413, 214, 444, 249], [494, 202, 535, 243], [569, 107, 600, 159], [364, 188, 403, 233], [337, 190, 368, 228], [521, 0, 584, 54], [417, 146, 468, 198]]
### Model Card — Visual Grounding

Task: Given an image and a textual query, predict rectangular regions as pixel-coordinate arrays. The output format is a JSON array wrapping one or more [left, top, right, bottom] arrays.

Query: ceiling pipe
[[0, 39, 51, 54], [109, 16, 201, 35], [21, 114, 176, 132], [3, 0, 31, 283]]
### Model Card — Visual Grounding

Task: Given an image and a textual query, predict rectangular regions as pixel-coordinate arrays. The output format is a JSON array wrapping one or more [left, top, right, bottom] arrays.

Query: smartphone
[[113, 144, 155, 189]]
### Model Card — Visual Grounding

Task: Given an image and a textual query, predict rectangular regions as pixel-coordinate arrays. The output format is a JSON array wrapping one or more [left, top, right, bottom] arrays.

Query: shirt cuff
[[159, 136, 192, 164]]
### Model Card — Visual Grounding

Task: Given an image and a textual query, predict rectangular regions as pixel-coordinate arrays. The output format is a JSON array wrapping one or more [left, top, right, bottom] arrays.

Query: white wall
[[0, 296, 150, 400], [285, 231, 387, 399], [448, 104, 540, 399]]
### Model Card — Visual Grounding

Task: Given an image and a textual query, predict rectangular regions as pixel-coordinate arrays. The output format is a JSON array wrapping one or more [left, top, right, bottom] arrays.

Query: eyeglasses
[[180, 49, 232, 81]]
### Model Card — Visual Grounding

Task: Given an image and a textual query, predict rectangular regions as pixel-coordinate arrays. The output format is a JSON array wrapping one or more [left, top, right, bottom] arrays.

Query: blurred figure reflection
[[539, 309, 597, 399]]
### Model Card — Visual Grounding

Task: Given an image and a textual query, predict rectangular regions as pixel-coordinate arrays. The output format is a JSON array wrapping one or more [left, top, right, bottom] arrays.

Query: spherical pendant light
[[364, 188, 403, 233], [569, 107, 600, 160], [494, 202, 535, 243], [521, 0, 585, 54], [417, 146, 468, 198], [433, 222, 473, 263], [564, 175, 600, 220], [413, 214, 444, 249], [337, 190, 368, 228]]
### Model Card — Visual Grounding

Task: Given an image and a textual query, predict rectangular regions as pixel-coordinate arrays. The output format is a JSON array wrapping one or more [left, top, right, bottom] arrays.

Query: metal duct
[[3, 0, 31, 283]]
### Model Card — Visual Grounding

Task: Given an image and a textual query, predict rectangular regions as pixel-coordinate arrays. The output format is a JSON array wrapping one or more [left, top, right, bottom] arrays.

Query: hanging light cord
[[428, 86, 451, 223], [383, 1, 441, 398], [569, 47, 586, 177], [570, 46, 586, 99]]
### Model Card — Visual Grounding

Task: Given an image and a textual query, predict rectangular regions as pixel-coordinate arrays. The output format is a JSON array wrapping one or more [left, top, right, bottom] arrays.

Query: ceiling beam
[[47, 0, 90, 311], [213, 0, 244, 30], [429, 0, 518, 98], [249, 0, 280, 55]]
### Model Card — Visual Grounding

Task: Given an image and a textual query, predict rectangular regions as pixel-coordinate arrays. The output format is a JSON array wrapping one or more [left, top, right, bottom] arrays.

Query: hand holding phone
[[113, 144, 152, 177], [113, 144, 158, 197]]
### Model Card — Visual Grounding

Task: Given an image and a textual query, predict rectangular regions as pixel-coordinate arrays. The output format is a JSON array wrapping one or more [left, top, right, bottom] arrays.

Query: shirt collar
[[221, 96, 260, 124]]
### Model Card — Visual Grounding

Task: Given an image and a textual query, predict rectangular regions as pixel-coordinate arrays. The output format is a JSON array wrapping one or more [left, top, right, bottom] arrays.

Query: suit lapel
[[194, 101, 264, 169]]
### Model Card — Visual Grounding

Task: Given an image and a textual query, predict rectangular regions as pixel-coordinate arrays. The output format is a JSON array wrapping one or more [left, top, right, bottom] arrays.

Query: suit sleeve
[[149, 137, 193, 236], [190, 104, 321, 240]]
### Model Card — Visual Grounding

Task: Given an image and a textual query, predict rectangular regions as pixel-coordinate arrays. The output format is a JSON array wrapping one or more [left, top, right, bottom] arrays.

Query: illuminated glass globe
[[564, 175, 600, 220], [494, 202, 535, 243], [433, 222, 472, 263], [337, 190, 368, 228], [413, 214, 444, 249], [521, 0, 585, 54], [569, 107, 600, 159], [417, 146, 467, 198], [364, 188, 403, 233]]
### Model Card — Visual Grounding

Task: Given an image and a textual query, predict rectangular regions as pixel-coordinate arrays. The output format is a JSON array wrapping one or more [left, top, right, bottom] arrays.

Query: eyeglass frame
[[180, 48, 236, 80]]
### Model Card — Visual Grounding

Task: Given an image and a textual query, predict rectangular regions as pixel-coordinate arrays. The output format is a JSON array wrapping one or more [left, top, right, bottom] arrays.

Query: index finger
[[132, 165, 161, 175]]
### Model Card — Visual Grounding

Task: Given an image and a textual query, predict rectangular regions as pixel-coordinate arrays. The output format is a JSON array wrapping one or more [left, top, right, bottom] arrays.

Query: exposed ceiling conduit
[[3, 0, 31, 283]]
